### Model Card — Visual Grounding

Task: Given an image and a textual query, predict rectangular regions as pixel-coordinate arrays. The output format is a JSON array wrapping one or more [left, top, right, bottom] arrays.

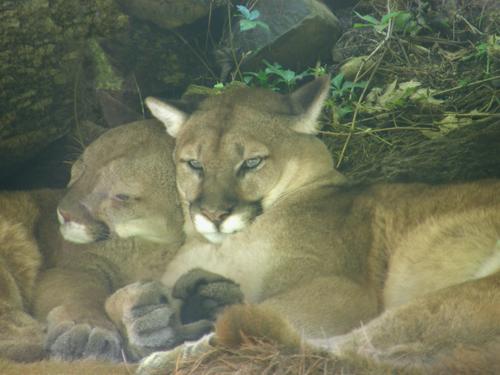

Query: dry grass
[[163, 341, 420, 375], [321, 0, 500, 184]]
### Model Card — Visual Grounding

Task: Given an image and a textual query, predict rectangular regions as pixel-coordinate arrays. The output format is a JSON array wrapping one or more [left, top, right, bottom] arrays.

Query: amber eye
[[187, 159, 203, 171], [243, 157, 262, 170], [114, 194, 130, 202]]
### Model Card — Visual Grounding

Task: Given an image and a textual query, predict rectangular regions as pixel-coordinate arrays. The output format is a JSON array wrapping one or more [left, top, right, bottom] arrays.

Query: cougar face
[[174, 110, 285, 243], [146, 77, 334, 243], [57, 121, 183, 244]]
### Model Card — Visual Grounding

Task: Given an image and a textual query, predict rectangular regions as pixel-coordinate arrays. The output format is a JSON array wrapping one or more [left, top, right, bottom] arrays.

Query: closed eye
[[114, 194, 131, 202], [181, 159, 204, 177]]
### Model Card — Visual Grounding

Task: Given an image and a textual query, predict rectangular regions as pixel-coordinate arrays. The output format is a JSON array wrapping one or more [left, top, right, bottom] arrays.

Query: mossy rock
[[98, 17, 216, 101], [116, 0, 226, 29], [0, 0, 127, 180]]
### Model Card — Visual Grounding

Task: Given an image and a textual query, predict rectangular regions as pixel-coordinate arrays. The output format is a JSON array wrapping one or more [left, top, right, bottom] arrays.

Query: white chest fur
[[162, 235, 274, 303]]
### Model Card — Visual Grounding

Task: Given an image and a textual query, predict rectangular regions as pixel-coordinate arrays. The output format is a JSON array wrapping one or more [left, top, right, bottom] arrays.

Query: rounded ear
[[289, 75, 331, 135], [145, 97, 188, 138]]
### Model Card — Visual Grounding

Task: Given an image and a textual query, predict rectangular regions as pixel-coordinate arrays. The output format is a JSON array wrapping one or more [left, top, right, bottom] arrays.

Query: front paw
[[106, 280, 213, 360], [0, 308, 46, 362], [173, 268, 244, 323], [46, 305, 122, 361]]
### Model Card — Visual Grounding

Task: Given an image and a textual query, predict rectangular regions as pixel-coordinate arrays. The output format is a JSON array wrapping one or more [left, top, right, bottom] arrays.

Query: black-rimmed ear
[[290, 75, 331, 134], [145, 97, 188, 138]]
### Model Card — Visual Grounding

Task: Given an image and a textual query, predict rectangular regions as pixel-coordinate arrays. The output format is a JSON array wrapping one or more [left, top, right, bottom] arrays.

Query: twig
[[72, 61, 84, 150], [435, 76, 500, 96], [121, 349, 135, 375], [227, 1, 245, 82], [320, 126, 430, 137], [132, 73, 145, 119], [336, 0, 395, 168], [456, 14, 484, 35]]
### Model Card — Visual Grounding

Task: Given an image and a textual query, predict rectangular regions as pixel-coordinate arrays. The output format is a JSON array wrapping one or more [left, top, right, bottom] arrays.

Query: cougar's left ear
[[145, 97, 188, 138], [289, 75, 331, 135]]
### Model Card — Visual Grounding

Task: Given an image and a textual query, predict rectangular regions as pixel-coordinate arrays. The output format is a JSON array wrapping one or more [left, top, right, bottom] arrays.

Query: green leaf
[[248, 9, 260, 21], [338, 105, 354, 118], [353, 23, 372, 29], [236, 5, 252, 19], [458, 79, 470, 87], [331, 73, 344, 90], [242, 75, 253, 85], [354, 11, 380, 25], [380, 11, 401, 25], [393, 12, 412, 31], [279, 69, 296, 83], [240, 19, 257, 31]]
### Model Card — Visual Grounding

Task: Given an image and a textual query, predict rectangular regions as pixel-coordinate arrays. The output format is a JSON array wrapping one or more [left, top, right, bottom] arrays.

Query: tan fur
[[0, 189, 63, 361], [0, 358, 136, 375], [0, 120, 186, 364], [213, 304, 301, 350], [139, 76, 500, 372]]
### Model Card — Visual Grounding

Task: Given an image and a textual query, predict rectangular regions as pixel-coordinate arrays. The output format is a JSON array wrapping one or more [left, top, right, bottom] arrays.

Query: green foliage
[[353, 11, 419, 35], [326, 73, 367, 120], [463, 36, 499, 75], [242, 61, 321, 91], [236, 5, 270, 32]]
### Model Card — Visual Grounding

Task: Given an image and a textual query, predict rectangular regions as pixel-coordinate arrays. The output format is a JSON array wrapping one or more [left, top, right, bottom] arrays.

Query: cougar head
[[146, 76, 340, 243], [57, 120, 183, 244]]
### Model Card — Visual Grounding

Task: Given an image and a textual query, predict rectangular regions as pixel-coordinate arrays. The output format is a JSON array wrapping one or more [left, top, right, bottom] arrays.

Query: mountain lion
[[0, 120, 212, 364], [135, 76, 500, 373]]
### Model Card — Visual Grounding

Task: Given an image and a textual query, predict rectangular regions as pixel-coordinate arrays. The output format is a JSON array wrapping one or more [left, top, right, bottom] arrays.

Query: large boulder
[[116, 0, 226, 29], [221, 0, 342, 73], [0, 0, 127, 180]]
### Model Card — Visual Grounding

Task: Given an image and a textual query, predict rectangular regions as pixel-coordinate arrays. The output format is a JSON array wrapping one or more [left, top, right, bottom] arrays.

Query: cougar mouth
[[190, 201, 263, 243], [59, 219, 110, 244]]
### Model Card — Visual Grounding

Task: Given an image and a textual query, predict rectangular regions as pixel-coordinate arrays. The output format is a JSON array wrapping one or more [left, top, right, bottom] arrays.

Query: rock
[[221, 0, 342, 75], [0, 0, 127, 180], [116, 0, 226, 29], [0, 120, 107, 190], [339, 55, 376, 80], [97, 17, 215, 100]]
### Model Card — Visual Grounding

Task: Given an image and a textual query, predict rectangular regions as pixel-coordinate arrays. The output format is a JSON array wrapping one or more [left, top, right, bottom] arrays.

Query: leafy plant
[[243, 61, 317, 91], [327, 73, 368, 120], [353, 11, 418, 35], [236, 5, 270, 32], [463, 36, 498, 75]]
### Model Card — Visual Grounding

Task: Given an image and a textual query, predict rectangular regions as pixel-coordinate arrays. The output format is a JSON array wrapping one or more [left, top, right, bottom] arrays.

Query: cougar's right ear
[[289, 75, 331, 135], [145, 97, 187, 138]]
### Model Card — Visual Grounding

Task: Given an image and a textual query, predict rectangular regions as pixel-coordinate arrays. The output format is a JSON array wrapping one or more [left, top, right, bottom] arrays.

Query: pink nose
[[201, 208, 231, 224]]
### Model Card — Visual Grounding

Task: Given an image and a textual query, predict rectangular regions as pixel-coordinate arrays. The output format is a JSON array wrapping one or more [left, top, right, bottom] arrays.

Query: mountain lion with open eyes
[[135, 76, 500, 373]]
